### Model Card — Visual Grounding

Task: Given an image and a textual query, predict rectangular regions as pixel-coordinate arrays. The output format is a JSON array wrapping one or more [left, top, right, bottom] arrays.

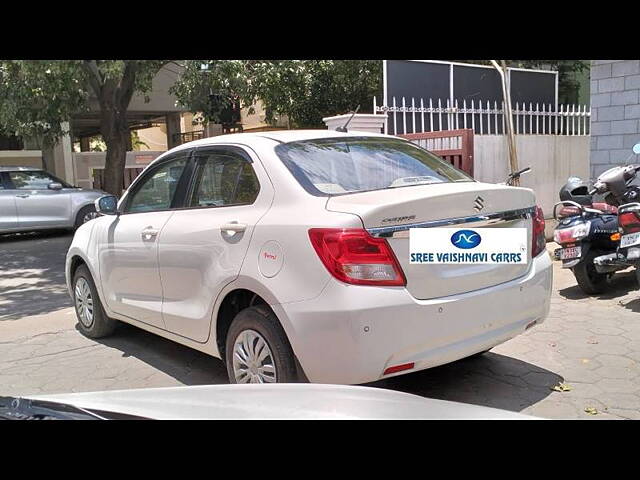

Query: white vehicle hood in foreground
[[28, 384, 537, 420]]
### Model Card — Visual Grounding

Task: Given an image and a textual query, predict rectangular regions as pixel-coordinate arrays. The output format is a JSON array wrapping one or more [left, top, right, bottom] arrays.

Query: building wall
[[474, 134, 590, 235], [71, 151, 164, 189], [590, 60, 640, 178], [135, 125, 169, 151], [0, 151, 43, 169]]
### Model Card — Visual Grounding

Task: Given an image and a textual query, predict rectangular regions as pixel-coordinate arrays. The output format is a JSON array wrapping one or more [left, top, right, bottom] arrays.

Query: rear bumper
[[275, 251, 553, 385]]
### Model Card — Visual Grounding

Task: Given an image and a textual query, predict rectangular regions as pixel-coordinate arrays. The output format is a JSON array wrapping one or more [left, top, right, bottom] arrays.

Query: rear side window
[[126, 157, 188, 213], [8, 171, 71, 190], [274, 137, 472, 196], [189, 151, 260, 207]]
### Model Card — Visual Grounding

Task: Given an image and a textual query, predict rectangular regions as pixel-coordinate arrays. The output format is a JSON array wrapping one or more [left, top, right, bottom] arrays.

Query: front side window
[[8, 171, 71, 190], [189, 151, 259, 207], [127, 157, 188, 213], [274, 137, 473, 196]]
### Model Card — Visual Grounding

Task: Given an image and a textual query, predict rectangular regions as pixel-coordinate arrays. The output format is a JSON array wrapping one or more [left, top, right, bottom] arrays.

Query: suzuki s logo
[[451, 229, 481, 249], [474, 196, 485, 212]]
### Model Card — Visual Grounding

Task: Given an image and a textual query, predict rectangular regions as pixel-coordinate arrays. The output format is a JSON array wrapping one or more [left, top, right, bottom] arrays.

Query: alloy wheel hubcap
[[74, 277, 94, 328], [83, 211, 99, 223], [232, 330, 277, 384]]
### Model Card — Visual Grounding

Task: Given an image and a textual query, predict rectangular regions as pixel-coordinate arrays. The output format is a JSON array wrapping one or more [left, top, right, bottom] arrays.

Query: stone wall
[[590, 60, 640, 178]]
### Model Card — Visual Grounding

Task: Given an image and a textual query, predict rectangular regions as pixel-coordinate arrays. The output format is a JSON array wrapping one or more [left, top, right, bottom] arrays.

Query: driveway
[[0, 230, 73, 320], [2, 232, 640, 419]]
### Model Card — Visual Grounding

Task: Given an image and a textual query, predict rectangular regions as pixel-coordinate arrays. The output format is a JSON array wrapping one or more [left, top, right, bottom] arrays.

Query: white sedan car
[[66, 130, 552, 385]]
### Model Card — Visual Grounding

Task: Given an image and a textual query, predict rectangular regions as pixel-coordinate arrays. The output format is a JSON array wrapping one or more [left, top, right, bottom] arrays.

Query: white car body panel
[[66, 130, 553, 384], [99, 211, 174, 328], [28, 384, 538, 419], [157, 155, 274, 341], [274, 252, 551, 384]]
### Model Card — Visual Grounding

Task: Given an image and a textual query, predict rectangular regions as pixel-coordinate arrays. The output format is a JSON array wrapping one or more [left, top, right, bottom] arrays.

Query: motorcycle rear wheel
[[572, 250, 610, 295]]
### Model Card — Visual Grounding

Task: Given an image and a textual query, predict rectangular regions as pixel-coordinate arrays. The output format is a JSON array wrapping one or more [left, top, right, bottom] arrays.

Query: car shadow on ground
[[81, 320, 561, 412], [0, 230, 73, 321], [78, 322, 229, 385], [366, 353, 563, 413], [557, 269, 638, 301]]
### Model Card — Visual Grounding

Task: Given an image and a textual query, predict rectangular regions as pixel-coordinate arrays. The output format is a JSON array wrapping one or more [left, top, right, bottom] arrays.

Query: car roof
[[0, 166, 42, 172], [169, 129, 398, 153]]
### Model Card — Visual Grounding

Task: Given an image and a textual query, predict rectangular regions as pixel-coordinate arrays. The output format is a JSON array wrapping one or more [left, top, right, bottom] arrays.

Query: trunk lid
[[326, 182, 536, 299]]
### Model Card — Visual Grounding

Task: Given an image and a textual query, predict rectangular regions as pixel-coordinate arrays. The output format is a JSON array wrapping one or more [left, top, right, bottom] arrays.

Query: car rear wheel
[[74, 205, 99, 230], [73, 265, 117, 338], [225, 305, 298, 384]]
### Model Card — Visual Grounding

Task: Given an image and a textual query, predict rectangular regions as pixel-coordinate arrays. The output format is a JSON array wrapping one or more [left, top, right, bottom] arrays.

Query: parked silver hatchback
[[0, 166, 107, 234]]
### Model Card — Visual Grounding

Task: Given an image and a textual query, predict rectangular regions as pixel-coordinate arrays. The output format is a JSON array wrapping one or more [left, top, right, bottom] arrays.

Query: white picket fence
[[374, 96, 591, 137]]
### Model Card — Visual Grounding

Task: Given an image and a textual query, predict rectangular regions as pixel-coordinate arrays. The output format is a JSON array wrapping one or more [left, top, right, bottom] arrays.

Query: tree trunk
[[100, 107, 130, 196], [82, 60, 146, 196], [41, 144, 55, 174], [102, 130, 128, 196]]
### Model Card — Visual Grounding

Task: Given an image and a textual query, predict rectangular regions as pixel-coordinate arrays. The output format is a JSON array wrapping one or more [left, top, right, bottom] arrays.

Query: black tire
[[635, 267, 640, 287], [74, 204, 97, 230], [572, 250, 610, 294], [72, 264, 117, 338], [225, 305, 299, 384]]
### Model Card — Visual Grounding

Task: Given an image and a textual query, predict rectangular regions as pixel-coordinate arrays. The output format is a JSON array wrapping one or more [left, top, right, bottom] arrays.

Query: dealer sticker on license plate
[[621, 232, 640, 248], [409, 228, 528, 264], [560, 246, 581, 260]]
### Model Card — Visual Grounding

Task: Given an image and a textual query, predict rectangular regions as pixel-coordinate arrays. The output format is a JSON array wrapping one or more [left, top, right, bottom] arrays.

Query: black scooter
[[552, 160, 640, 294], [592, 142, 640, 282], [553, 200, 619, 294]]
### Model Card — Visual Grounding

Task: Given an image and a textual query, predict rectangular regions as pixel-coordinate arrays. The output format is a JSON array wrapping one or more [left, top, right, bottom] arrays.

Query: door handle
[[220, 222, 247, 235], [15, 194, 30, 198], [141, 227, 159, 241]]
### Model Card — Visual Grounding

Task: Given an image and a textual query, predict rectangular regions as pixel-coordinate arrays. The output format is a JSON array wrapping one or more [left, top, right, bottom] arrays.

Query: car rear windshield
[[274, 137, 473, 196]]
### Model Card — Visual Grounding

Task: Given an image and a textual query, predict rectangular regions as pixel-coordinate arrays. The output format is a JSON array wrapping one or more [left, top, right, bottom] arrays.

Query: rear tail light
[[619, 212, 640, 234], [308, 228, 407, 286], [553, 221, 591, 244], [532, 205, 546, 257]]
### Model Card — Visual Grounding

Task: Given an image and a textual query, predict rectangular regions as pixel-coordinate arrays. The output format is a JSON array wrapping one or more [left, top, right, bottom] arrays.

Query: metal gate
[[399, 128, 474, 177]]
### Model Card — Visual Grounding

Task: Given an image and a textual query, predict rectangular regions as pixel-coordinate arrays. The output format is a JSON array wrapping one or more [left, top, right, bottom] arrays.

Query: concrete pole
[[51, 122, 75, 185], [491, 60, 519, 185]]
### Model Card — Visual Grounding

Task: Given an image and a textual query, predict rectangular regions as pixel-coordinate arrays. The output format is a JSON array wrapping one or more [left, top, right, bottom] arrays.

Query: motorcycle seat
[[558, 203, 618, 218], [592, 202, 618, 214]]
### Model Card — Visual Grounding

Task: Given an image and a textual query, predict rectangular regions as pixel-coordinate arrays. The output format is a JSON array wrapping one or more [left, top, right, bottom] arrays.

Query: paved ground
[[2, 230, 640, 419]]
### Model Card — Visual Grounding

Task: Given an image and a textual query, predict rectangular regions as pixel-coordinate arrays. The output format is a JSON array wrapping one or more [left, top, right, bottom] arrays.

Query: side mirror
[[95, 195, 119, 216], [48, 182, 63, 191], [633, 143, 640, 155]]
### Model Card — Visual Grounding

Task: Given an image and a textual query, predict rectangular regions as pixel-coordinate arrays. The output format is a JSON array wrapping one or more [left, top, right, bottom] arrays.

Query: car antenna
[[335, 105, 360, 132]]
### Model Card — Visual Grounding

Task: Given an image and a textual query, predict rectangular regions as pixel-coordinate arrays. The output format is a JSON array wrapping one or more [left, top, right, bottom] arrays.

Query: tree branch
[[82, 60, 103, 97], [117, 60, 139, 111]]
